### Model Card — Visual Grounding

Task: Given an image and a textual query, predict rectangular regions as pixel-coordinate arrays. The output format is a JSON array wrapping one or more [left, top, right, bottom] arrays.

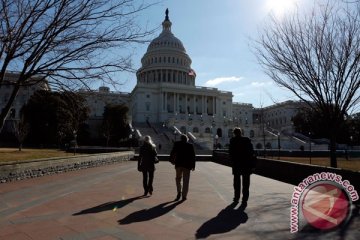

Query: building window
[[250, 130, 255, 138], [146, 102, 150, 111], [146, 94, 150, 98]]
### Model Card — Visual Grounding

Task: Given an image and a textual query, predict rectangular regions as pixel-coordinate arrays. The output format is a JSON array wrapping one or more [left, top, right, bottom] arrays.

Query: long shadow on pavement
[[73, 195, 148, 215], [118, 200, 183, 224], [195, 202, 248, 239]]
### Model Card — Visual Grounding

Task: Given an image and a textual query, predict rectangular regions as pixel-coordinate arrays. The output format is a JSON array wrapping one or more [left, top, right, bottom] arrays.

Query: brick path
[[0, 161, 359, 240]]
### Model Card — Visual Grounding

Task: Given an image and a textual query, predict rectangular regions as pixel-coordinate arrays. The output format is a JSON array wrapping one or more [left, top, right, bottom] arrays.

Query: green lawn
[[0, 148, 79, 163], [1, 148, 359, 172], [266, 156, 360, 172]]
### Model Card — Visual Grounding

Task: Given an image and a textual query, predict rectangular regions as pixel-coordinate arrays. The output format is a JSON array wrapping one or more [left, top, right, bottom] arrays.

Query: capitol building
[[1, 10, 315, 151], [85, 9, 310, 151]]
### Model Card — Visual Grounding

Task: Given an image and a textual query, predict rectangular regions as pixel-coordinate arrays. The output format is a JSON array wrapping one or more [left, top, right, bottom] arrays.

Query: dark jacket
[[170, 141, 196, 170], [138, 142, 157, 171], [229, 136, 255, 175]]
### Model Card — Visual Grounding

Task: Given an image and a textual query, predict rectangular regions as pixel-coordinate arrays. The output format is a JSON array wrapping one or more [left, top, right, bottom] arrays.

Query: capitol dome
[[137, 9, 196, 86], [146, 13, 186, 53]]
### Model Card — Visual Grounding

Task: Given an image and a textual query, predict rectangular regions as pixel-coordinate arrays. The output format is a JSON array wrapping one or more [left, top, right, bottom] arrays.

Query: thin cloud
[[205, 76, 243, 87], [233, 92, 244, 97], [250, 81, 273, 87]]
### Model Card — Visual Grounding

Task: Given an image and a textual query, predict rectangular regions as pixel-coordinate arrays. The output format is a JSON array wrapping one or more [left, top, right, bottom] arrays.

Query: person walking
[[138, 135, 158, 196], [170, 134, 196, 201], [229, 127, 256, 210]]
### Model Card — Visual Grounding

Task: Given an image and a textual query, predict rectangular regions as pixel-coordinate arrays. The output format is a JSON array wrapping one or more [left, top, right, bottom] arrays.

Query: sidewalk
[[0, 161, 359, 240]]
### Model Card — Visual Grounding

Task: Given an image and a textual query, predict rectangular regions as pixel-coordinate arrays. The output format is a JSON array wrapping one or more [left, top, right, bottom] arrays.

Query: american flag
[[188, 69, 196, 76]]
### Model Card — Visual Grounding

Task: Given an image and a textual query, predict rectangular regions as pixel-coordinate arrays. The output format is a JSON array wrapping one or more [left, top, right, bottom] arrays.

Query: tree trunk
[[0, 84, 21, 133]]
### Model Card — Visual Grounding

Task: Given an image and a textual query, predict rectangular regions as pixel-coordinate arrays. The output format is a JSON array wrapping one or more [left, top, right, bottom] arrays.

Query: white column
[[213, 97, 216, 115], [173, 92, 176, 112], [176, 93, 179, 112], [204, 96, 207, 114], [201, 95, 204, 114], [161, 92, 164, 111]]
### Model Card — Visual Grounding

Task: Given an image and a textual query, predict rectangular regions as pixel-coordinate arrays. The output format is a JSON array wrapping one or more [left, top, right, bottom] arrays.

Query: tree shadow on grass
[[73, 195, 148, 215], [118, 200, 183, 224], [195, 202, 248, 239]]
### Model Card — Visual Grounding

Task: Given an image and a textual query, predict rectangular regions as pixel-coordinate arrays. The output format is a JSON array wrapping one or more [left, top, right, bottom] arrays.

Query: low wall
[[0, 151, 134, 183], [212, 150, 360, 203], [132, 154, 211, 162], [255, 149, 360, 158]]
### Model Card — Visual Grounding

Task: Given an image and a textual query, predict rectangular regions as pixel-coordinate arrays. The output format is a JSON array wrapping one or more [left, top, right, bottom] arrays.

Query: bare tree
[[254, 2, 360, 168], [12, 115, 29, 151], [0, 0, 156, 132]]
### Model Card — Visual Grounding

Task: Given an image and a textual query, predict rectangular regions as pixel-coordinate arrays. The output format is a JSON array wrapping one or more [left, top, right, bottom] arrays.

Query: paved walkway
[[0, 161, 359, 240]]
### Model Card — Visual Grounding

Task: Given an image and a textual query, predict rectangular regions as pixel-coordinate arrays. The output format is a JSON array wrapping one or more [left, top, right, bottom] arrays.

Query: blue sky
[[117, 0, 316, 108]]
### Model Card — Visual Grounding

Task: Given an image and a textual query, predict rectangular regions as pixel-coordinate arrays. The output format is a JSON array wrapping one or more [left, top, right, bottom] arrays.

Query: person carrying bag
[[138, 135, 158, 196]]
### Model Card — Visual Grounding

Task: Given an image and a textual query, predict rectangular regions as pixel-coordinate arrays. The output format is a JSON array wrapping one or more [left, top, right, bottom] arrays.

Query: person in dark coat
[[229, 127, 256, 209], [138, 135, 158, 196], [170, 134, 196, 201]]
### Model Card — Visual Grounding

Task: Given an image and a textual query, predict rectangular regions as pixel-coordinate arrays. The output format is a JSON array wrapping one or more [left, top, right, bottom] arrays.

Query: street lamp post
[[309, 132, 312, 164], [129, 134, 132, 150], [73, 130, 77, 156], [174, 130, 178, 141], [214, 134, 219, 149], [349, 135, 353, 161], [277, 133, 281, 160]]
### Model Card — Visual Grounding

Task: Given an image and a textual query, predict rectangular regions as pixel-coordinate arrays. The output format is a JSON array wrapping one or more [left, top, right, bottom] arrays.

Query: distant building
[[78, 86, 131, 138], [61, 10, 309, 149], [1, 11, 311, 150], [0, 72, 50, 132]]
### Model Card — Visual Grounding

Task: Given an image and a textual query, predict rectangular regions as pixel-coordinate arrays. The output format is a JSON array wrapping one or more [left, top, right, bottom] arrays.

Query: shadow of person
[[195, 202, 248, 239], [73, 195, 147, 215], [118, 200, 182, 224]]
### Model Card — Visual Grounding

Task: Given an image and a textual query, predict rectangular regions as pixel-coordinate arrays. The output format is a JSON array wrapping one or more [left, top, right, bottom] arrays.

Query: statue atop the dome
[[165, 8, 169, 21]]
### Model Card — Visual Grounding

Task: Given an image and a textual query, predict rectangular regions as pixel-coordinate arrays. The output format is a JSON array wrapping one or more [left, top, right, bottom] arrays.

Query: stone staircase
[[133, 122, 213, 154], [132, 122, 174, 154]]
